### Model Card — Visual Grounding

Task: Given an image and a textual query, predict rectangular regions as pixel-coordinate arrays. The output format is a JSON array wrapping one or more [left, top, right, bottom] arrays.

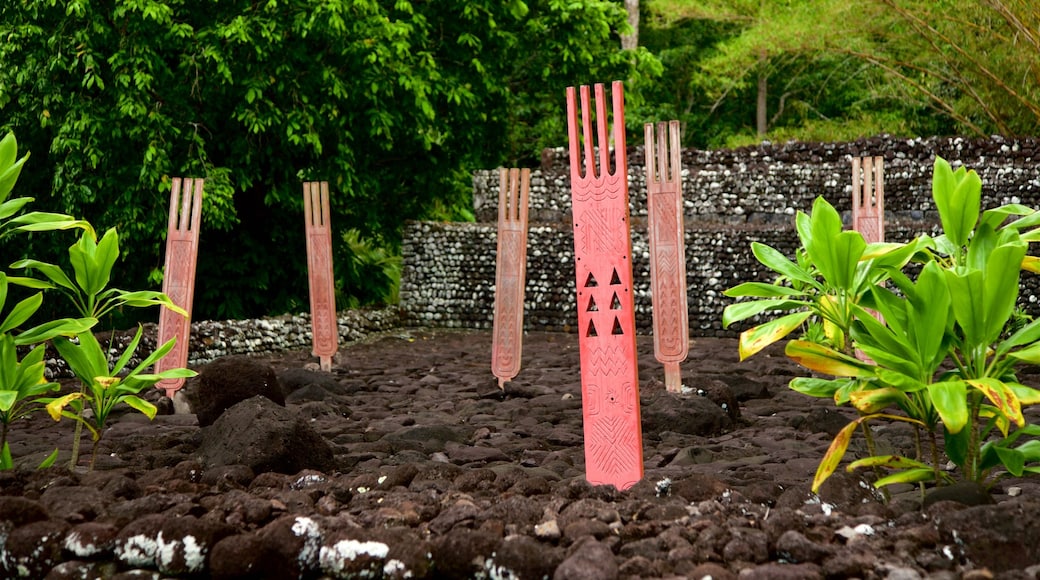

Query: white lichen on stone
[[319, 539, 391, 576], [64, 531, 102, 557], [292, 516, 323, 569], [480, 557, 520, 580], [115, 534, 159, 567]]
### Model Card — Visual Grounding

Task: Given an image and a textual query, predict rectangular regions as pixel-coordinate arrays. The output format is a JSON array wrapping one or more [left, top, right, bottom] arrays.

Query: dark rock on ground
[[190, 355, 285, 427], [2, 330, 1039, 578]]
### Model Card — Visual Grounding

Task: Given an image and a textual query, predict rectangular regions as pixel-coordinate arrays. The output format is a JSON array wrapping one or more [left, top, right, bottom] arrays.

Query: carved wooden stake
[[852, 156, 885, 244], [645, 121, 689, 393], [304, 181, 339, 372], [156, 178, 203, 398], [567, 81, 643, 490], [491, 168, 531, 389]]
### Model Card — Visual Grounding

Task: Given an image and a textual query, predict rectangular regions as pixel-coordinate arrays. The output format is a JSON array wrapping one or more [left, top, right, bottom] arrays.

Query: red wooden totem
[[491, 168, 531, 389], [852, 156, 884, 244], [567, 82, 643, 490], [645, 121, 689, 393], [304, 181, 339, 372], [155, 178, 203, 398]]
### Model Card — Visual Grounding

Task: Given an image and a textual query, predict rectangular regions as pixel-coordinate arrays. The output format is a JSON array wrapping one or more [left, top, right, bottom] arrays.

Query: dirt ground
[[3, 328, 1040, 579]]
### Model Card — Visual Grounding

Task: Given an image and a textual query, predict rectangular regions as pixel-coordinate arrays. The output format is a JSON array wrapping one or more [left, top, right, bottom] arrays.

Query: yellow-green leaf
[[967, 378, 1025, 429], [785, 340, 874, 378], [737, 311, 812, 360]]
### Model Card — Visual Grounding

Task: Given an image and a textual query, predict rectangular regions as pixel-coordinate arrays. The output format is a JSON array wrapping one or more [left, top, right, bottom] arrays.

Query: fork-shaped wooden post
[[852, 156, 884, 244], [567, 81, 643, 491], [645, 121, 689, 394], [304, 182, 339, 372], [155, 178, 203, 398], [491, 168, 531, 389]]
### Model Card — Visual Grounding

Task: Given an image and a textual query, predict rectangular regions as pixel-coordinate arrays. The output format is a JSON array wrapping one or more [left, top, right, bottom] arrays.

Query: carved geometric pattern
[[492, 168, 530, 387], [567, 81, 643, 490], [156, 177, 204, 397], [304, 182, 339, 371], [851, 156, 885, 245], [579, 207, 625, 254], [645, 121, 689, 392]]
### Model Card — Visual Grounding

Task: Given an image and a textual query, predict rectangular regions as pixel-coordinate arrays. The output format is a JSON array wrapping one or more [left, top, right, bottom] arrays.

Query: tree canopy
[[0, 0, 653, 319]]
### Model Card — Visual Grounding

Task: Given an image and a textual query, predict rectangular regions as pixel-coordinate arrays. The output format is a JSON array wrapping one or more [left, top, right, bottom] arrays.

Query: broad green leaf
[[722, 298, 807, 327], [724, 282, 805, 298], [873, 468, 937, 487], [9, 259, 76, 292], [120, 395, 158, 420], [785, 339, 874, 378], [0, 391, 16, 412], [995, 447, 1025, 477], [750, 242, 817, 286], [0, 292, 42, 334], [932, 157, 981, 247], [1008, 342, 1040, 364], [789, 377, 849, 398], [849, 387, 909, 414], [945, 426, 970, 467], [738, 310, 812, 360], [10, 212, 93, 236], [847, 455, 932, 472], [982, 242, 1027, 343], [928, 381, 968, 433], [999, 316, 1040, 356], [945, 269, 985, 346], [0, 197, 32, 221], [874, 368, 929, 393], [13, 318, 96, 345]]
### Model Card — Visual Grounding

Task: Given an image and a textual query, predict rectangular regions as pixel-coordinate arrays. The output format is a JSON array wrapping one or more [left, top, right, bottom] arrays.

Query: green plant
[[722, 195, 919, 360], [11, 227, 184, 320], [0, 130, 96, 469], [45, 327, 196, 471], [727, 156, 1040, 494]]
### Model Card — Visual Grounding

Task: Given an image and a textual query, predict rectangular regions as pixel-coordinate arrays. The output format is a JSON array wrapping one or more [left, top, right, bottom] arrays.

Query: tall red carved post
[[156, 178, 203, 398], [491, 168, 531, 389], [304, 181, 339, 372], [567, 82, 643, 490], [852, 156, 884, 244], [645, 121, 689, 393]]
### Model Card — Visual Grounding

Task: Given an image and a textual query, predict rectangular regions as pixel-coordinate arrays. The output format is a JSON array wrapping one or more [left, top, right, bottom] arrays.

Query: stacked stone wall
[[401, 136, 1040, 337]]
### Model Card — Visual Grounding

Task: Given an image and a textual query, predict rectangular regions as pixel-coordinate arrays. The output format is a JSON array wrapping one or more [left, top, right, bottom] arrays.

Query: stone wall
[[400, 135, 1040, 337]]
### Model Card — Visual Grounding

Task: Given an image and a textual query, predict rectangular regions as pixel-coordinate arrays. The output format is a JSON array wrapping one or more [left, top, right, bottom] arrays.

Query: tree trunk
[[756, 50, 768, 136], [621, 0, 640, 50]]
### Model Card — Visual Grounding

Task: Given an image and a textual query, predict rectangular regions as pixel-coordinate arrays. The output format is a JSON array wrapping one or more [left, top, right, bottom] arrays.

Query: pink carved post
[[567, 82, 643, 490], [852, 156, 885, 244], [304, 181, 339, 372], [491, 168, 531, 389], [155, 178, 203, 398], [645, 121, 689, 393]]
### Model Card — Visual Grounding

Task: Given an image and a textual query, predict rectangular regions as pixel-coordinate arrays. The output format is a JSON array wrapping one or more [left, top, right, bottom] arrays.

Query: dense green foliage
[[1, 0, 652, 319]]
